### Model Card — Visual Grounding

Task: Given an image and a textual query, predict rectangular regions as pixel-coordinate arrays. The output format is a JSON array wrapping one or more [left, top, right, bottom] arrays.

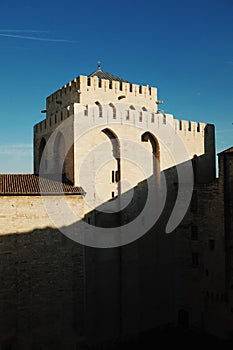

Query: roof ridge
[[0, 174, 85, 195], [88, 69, 129, 83]]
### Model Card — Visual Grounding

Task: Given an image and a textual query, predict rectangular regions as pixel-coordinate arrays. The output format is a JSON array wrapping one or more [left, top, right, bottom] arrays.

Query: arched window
[[39, 137, 47, 173], [163, 114, 166, 125], [141, 131, 160, 184], [141, 132, 160, 159], [139, 111, 143, 122], [151, 112, 155, 123], [84, 105, 88, 116], [102, 128, 120, 160], [109, 103, 116, 119], [102, 128, 121, 195], [54, 132, 66, 177], [178, 309, 189, 328], [95, 101, 103, 117], [192, 154, 198, 183], [129, 105, 135, 120]]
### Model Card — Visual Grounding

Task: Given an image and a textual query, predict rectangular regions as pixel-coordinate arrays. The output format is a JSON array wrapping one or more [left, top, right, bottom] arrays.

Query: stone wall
[[0, 228, 84, 350]]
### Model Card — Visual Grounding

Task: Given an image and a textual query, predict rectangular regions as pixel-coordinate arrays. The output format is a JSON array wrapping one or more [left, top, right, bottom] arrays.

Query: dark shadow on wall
[[0, 147, 231, 349], [193, 123, 216, 184], [0, 229, 85, 350]]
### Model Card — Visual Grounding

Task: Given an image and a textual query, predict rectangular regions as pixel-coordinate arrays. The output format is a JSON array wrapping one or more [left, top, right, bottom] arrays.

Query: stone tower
[[34, 65, 216, 210]]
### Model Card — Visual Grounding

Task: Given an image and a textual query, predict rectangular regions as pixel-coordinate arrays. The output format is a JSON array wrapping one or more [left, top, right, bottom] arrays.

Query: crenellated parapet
[[34, 98, 215, 186], [35, 100, 208, 144], [78, 75, 157, 111], [173, 119, 206, 134], [46, 79, 80, 117], [35, 105, 75, 136], [34, 69, 215, 185], [45, 75, 158, 117], [42, 72, 207, 139], [70, 102, 207, 136]]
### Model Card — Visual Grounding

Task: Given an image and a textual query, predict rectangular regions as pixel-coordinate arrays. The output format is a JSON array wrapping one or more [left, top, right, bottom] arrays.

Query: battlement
[[45, 75, 158, 116], [34, 105, 74, 135], [72, 102, 207, 135], [173, 119, 206, 134], [35, 101, 207, 139], [34, 68, 213, 184], [34, 97, 214, 187], [79, 75, 156, 96]]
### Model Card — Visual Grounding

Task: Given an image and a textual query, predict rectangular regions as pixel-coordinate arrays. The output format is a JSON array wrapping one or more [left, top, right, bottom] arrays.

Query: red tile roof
[[0, 174, 85, 196]]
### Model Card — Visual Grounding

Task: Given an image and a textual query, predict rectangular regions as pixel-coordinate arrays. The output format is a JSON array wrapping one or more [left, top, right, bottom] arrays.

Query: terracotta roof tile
[[0, 174, 85, 196]]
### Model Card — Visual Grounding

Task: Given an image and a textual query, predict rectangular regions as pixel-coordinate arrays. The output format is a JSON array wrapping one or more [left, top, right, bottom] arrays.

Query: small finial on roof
[[97, 60, 101, 71]]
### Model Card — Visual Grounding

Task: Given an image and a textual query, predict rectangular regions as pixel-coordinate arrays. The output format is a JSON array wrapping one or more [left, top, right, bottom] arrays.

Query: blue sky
[[0, 0, 232, 173]]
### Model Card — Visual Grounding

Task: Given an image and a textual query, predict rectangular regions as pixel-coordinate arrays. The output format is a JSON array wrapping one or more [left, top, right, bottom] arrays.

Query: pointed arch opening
[[54, 132, 66, 177], [95, 101, 103, 117], [102, 128, 120, 160], [39, 137, 47, 172], [192, 154, 198, 184], [141, 131, 160, 184], [109, 103, 116, 119], [102, 128, 121, 196]]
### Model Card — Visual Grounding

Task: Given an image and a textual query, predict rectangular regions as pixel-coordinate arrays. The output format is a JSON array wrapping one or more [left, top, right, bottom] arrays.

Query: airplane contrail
[[0, 29, 49, 33], [0, 32, 76, 43]]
